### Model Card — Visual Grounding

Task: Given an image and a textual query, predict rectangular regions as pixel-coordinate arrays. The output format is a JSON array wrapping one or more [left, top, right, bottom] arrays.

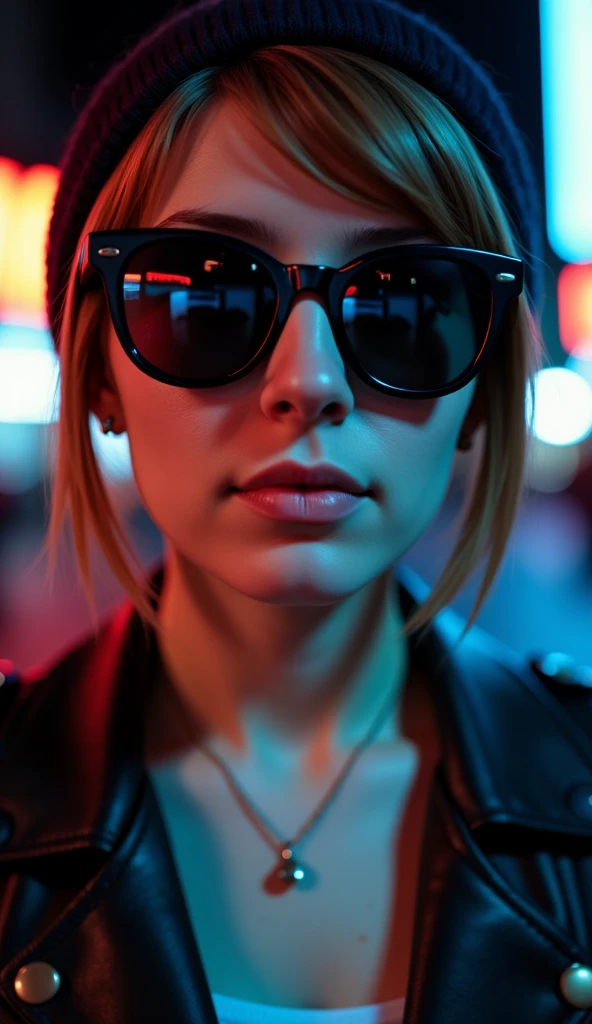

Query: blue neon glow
[[526, 367, 592, 446], [540, 0, 592, 262]]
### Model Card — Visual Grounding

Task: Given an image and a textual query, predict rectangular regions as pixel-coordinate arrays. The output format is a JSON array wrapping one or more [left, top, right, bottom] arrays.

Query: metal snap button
[[530, 653, 592, 688], [0, 659, 16, 682], [14, 962, 61, 1004], [559, 963, 592, 1009]]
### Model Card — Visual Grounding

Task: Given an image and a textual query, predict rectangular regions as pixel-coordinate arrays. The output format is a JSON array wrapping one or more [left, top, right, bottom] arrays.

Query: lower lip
[[232, 487, 371, 522]]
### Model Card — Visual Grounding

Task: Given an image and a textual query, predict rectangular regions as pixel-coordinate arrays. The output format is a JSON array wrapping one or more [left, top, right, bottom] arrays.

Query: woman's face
[[97, 96, 479, 607]]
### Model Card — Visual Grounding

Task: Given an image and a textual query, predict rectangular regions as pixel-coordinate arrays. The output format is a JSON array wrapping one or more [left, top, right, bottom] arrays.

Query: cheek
[[129, 405, 219, 527], [380, 385, 475, 538], [384, 438, 452, 543], [110, 336, 221, 528]]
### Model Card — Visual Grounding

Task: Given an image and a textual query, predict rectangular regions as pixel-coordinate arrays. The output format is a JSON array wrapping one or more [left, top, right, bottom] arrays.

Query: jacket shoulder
[[0, 653, 69, 738], [433, 599, 592, 743], [443, 612, 592, 758], [438, 598, 592, 690], [470, 620, 592, 694], [0, 614, 127, 750], [527, 650, 592, 690], [400, 565, 592, 696], [0, 659, 23, 735], [0, 633, 101, 743]]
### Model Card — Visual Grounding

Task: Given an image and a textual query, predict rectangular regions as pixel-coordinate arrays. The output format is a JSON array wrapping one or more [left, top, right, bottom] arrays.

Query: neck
[[145, 550, 411, 778]]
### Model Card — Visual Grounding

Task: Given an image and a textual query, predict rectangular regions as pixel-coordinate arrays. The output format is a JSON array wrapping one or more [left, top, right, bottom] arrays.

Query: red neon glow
[[0, 158, 59, 327], [557, 263, 592, 359], [146, 271, 191, 286], [0, 157, 59, 325]]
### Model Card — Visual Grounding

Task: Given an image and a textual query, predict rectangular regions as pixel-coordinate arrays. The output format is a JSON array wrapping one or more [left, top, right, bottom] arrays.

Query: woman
[[1, 1, 591, 1021]]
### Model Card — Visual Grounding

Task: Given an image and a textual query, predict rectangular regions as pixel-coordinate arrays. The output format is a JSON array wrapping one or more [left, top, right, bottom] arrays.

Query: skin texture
[[90, 96, 483, 784]]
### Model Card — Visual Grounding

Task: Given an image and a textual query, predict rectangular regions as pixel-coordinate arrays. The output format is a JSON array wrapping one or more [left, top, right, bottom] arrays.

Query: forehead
[[150, 97, 438, 259]]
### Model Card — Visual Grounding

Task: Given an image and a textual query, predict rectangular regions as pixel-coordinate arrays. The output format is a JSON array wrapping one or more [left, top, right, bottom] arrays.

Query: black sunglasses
[[78, 228, 523, 399]]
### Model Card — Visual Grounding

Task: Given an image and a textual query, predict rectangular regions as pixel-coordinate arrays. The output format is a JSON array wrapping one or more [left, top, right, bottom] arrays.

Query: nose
[[259, 289, 355, 426]]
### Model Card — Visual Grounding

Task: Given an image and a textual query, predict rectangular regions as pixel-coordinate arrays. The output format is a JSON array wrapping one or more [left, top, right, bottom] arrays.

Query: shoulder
[[459, 623, 592, 753], [434, 601, 592, 731], [439, 598, 592, 688], [0, 639, 88, 741], [524, 650, 592, 737], [0, 659, 21, 696], [0, 605, 136, 746], [527, 651, 592, 690], [0, 659, 23, 737], [400, 564, 592, 700]]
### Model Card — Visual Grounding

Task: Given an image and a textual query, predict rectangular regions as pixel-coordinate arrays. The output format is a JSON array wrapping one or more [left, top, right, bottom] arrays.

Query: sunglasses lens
[[342, 256, 492, 391], [122, 238, 277, 381], [121, 239, 492, 391]]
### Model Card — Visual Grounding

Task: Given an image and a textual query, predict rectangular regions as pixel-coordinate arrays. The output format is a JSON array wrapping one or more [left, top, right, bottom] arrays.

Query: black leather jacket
[[0, 562, 591, 1023]]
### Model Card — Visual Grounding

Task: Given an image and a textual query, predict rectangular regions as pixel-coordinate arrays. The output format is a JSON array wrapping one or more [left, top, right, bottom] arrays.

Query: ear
[[87, 328, 125, 428]]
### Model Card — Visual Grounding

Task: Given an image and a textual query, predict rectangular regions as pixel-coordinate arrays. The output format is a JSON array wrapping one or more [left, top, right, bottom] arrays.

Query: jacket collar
[[1, 561, 592, 863]]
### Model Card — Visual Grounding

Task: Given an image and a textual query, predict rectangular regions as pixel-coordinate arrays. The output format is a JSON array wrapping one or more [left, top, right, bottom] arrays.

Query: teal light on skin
[[540, 0, 592, 262]]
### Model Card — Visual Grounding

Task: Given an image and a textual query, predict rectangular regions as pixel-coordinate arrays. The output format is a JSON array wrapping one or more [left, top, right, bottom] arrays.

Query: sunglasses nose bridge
[[281, 264, 336, 328], [280, 265, 338, 339], [285, 263, 335, 297]]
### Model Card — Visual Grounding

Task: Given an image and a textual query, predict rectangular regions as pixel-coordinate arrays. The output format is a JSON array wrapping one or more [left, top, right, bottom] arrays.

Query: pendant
[[276, 847, 305, 885], [263, 846, 318, 894]]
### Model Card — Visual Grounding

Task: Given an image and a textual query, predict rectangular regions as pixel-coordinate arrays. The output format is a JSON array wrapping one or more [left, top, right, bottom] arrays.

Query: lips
[[235, 460, 370, 495]]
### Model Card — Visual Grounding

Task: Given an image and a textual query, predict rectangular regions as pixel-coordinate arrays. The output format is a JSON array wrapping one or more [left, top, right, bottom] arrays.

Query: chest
[[147, 726, 440, 1010]]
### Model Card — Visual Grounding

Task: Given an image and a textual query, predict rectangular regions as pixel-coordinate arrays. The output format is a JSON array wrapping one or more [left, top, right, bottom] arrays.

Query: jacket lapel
[[398, 564, 592, 841], [1, 561, 591, 1024]]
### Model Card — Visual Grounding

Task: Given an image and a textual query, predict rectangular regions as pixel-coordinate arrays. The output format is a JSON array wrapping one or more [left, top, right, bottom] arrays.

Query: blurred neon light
[[525, 437, 581, 494], [0, 340, 58, 424], [527, 366, 592, 446], [557, 264, 592, 359], [0, 159, 21, 319], [0, 326, 134, 491], [0, 157, 59, 327], [565, 352, 592, 389], [540, 0, 592, 262]]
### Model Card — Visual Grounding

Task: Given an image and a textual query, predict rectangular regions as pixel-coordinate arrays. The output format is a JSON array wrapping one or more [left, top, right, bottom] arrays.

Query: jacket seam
[[0, 830, 120, 855]]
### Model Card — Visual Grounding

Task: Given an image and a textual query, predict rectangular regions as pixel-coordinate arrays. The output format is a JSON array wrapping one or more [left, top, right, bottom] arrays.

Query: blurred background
[[0, 0, 590, 674]]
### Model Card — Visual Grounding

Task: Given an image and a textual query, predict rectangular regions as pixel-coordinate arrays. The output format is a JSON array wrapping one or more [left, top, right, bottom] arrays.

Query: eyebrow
[[154, 207, 436, 251]]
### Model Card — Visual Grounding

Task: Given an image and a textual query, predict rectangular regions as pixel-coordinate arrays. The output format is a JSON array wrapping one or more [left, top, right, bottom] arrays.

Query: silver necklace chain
[[193, 675, 400, 891]]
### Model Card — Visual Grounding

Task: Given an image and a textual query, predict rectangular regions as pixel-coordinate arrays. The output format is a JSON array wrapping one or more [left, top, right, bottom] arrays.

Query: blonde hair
[[38, 45, 548, 651]]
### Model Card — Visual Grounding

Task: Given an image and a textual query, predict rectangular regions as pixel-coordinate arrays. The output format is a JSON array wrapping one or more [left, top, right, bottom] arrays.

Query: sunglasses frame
[[78, 228, 524, 399]]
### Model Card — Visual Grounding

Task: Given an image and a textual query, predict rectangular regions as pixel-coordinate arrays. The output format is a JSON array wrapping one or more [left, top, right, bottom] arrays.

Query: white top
[[211, 992, 406, 1024]]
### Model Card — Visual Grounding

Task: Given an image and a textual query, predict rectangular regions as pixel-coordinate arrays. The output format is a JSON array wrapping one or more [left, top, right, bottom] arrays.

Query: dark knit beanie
[[45, 0, 545, 352]]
